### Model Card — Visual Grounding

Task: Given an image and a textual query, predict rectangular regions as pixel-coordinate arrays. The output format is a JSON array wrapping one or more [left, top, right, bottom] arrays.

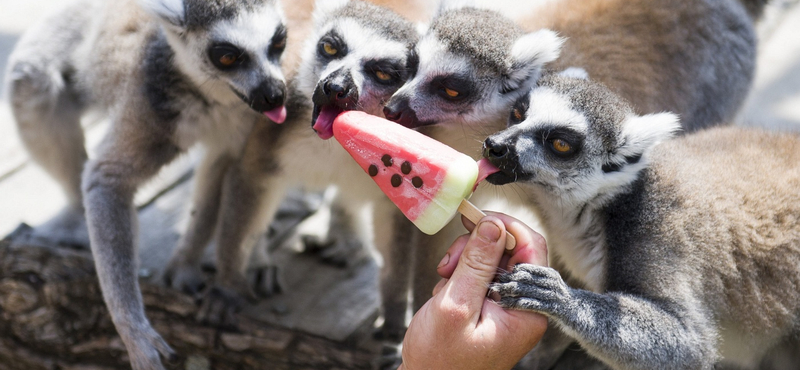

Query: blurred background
[[0, 0, 799, 236]]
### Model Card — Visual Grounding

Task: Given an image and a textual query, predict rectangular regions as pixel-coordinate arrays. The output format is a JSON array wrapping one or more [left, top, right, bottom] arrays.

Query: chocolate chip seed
[[368, 164, 378, 177], [382, 155, 393, 167], [412, 177, 423, 188], [401, 161, 412, 175], [391, 174, 402, 187]]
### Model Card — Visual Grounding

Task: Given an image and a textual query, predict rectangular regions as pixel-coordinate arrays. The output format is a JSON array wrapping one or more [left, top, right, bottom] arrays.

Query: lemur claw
[[126, 327, 176, 370], [491, 264, 570, 315]]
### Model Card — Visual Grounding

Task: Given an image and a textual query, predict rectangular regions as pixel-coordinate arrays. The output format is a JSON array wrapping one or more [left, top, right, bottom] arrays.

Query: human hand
[[398, 213, 549, 370]]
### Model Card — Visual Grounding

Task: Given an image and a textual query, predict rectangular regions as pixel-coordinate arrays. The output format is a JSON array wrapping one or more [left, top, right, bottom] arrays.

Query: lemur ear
[[436, 0, 477, 17], [313, 0, 349, 21], [502, 29, 564, 94], [138, 0, 185, 28], [606, 113, 680, 172], [559, 67, 589, 80]]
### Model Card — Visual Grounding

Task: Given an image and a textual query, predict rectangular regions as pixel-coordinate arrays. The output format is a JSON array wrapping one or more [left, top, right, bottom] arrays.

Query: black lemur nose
[[383, 105, 402, 122], [324, 80, 350, 101], [483, 137, 510, 160]]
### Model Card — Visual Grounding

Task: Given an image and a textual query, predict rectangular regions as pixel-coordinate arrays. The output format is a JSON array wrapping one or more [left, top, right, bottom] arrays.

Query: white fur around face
[[393, 35, 518, 128], [138, 0, 185, 26], [296, 18, 411, 116], [167, 4, 286, 106]]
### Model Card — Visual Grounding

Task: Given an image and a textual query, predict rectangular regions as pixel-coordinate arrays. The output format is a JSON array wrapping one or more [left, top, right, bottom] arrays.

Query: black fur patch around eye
[[406, 48, 419, 78], [268, 24, 287, 59], [508, 93, 530, 126], [429, 75, 474, 102], [364, 59, 405, 86], [536, 127, 584, 160], [602, 153, 642, 173], [318, 31, 348, 59]]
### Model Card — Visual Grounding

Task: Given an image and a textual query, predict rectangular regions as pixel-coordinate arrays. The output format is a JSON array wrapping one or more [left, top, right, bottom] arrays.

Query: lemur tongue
[[475, 158, 501, 191], [313, 106, 344, 140], [265, 106, 287, 124]]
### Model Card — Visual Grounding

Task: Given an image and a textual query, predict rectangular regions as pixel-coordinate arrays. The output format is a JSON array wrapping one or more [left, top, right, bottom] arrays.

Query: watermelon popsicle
[[332, 111, 516, 250]]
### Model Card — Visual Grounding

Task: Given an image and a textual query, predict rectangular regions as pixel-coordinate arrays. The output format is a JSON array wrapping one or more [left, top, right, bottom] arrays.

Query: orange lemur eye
[[375, 70, 392, 81], [273, 36, 287, 50], [552, 139, 572, 153], [512, 108, 523, 121], [323, 42, 338, 56], [219, 53, 237, 66], [444, 88, 460, 98], [209, 44, 244, 69]]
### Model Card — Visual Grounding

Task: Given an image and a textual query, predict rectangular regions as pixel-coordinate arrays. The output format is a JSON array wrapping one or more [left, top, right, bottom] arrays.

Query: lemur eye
[[551, 139, 572, 153], [512, 108, 524, 121], [375, 70, 392, 81], [209, 44, 244, 70], [432, 76, 472, 101], [220, 54, 237, 66], [272, 25, 287, 51], [273, 36, 287, 50], [444, 88, 460, 98], [322, 42, 338, 56]]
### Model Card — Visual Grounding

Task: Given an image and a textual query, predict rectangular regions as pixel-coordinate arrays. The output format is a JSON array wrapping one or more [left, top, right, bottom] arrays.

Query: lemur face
[[146, 0, 288, 122], [383, 7, 562, 130], [483, 74, 680, 202], [302, 0, 420, 140]]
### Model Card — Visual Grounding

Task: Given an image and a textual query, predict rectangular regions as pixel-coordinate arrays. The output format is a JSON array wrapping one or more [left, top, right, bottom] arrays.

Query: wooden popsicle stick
[[458, 199, 517, 251]]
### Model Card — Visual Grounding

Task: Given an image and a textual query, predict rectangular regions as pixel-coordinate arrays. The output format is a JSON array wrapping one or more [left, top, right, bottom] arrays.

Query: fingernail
[[478, 221, 501, 243], [437, 253, 450, 268]]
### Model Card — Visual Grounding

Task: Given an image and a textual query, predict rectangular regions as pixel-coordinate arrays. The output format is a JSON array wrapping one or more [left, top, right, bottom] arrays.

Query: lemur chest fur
[[543, 204, 608, 292]]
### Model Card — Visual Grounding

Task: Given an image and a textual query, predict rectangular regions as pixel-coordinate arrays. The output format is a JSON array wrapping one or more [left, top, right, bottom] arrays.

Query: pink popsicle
[[332, 111, 515, 249]]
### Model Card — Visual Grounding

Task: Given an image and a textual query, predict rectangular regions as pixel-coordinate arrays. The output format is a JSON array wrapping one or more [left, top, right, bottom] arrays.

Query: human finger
[[482, 212, 548, 267], [437, 234, 470, 279], [444, 217, 507, 317], [432, 278, 447, 296]]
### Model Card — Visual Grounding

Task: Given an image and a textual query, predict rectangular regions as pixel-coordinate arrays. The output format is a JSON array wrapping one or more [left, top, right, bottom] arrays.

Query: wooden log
[[0, 185, 384, 369]]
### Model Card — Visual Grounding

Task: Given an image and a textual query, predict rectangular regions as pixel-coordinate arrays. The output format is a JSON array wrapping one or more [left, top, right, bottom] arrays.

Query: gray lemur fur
[[5, 0, 288, 368], [484, 72, 800, 370], [381, 0, 765, 367], [163, 0, 423, 337]]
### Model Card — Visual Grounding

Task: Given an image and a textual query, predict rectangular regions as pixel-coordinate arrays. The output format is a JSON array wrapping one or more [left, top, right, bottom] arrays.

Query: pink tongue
[[313, 106, 343, 140], [264, 106, 287, 124], [474, 158, 501, 191]]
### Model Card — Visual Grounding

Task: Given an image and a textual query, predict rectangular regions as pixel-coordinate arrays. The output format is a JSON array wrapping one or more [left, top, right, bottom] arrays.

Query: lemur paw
[[196, 285, 255, 327], [247, 264, 283, 297], [162, 260, 207, 296], [491, 264, 570, 315], [125, 326, 177, 370]]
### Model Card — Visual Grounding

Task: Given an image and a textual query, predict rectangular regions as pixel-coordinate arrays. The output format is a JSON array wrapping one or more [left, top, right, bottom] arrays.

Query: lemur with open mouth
[[6, 0, 289, 368], [162, 0, 424, 342], [380, 0, 767, 366], [484, 71, 800, 370]]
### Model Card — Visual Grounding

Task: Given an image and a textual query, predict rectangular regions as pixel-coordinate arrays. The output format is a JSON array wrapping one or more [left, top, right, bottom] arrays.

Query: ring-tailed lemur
[[483, 72, 800, 370], [163, 0, 423, 338], [6, 0, 288, 368], [515, 0, 765, 133], [380, 0, 766, 366]]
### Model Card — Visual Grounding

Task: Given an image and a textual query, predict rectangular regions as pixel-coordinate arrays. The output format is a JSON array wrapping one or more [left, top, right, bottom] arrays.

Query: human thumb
[[444, 217, 506, 319]]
